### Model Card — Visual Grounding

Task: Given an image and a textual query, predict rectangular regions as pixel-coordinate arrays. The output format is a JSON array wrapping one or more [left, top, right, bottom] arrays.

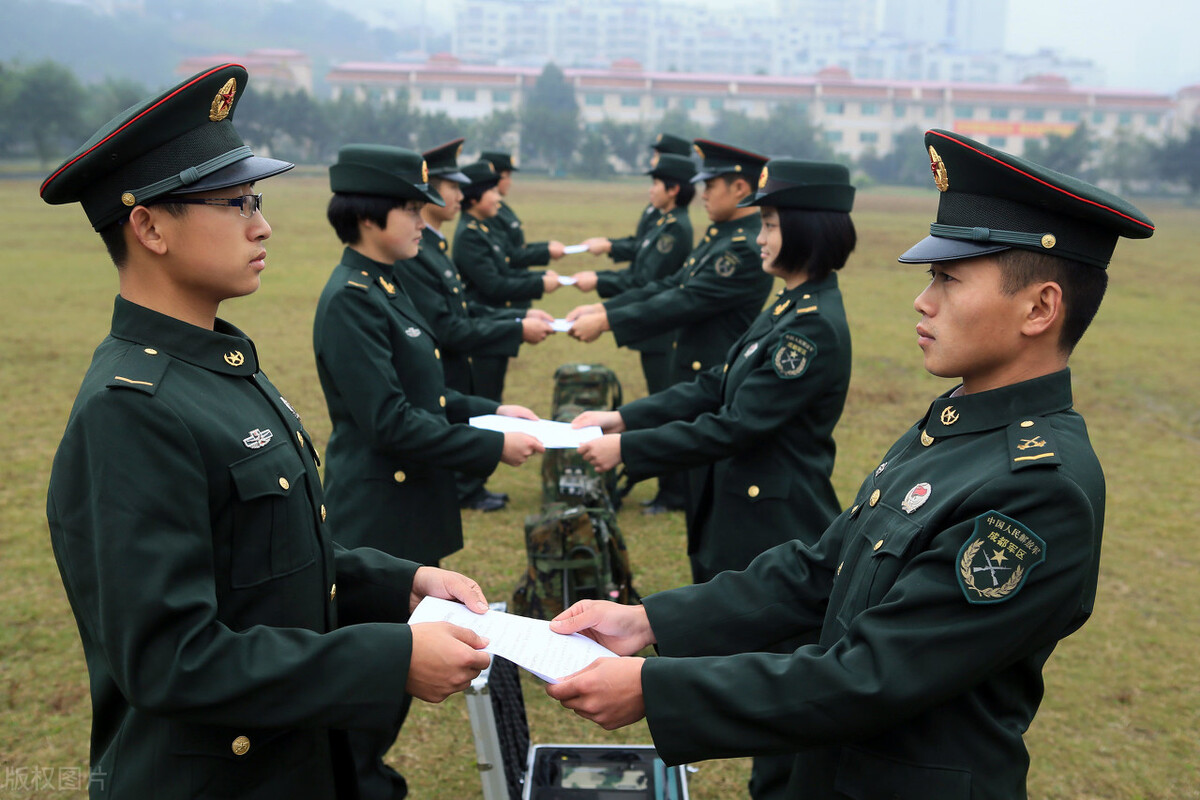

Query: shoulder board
[[731, 235, 747, 243], [466, 220, 479, 230], [1006, 417, 1062, 471], [793, 292, 821, 315], [106, 346, 169, 396], [344, 280, 370, 292]]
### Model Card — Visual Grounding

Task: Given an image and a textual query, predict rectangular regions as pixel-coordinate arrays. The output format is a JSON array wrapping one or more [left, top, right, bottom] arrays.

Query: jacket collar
[[110, 295, 259, 376], [923, 369, 1074, 438]]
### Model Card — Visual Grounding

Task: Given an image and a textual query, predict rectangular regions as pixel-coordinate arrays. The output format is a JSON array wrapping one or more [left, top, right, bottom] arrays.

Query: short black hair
[[771, 208, 857, 282], [326, 193, 408, 245], [460, 180, 497, 212], [97, 201, 189, 267], [713, 173, 754, 195], [660, 177, 695, 209], [995, 248, 1106, 354]]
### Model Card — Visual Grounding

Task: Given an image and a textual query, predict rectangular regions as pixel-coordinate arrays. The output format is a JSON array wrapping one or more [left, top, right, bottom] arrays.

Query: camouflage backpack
[[542, 364, 625, 508], [510, 503, 639, 620]]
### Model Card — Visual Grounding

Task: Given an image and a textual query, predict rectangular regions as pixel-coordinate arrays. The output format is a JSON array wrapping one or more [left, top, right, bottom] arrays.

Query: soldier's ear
[[1021, 280, 1063, 343], [127, 205, 169, 256]]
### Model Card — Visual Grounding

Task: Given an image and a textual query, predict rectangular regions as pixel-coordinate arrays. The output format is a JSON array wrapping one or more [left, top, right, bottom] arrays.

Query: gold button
[[1041, 233, 1056, 249], [434, 348, 440, 359], [709, 227, 717, 236], [836, 562, 843, 576], [921, 430, 934, 447], [330, 584, 337, 602], [439, 395, 446, 407], [296, 431, 305, 447], [873, 539, 884, 551], [232, 736, 250, 756], [452, 287, 459, 294], [320, 504, 327, 522], [143, 348, 158, 355], [278, 477, 290, 491], [505, 301, 512, 307], [1021, 420, 1035, 428], [723, 364, 729, 372], [462, 302, 468, 309], [361, 271, 368, 276], [691, 361, 701, 371], [851, 504, 860, 516], [747, 485, 760, 498], [802, 294, 811, 300], [393, 470, 406, 483], [869, 489, 881, 507]]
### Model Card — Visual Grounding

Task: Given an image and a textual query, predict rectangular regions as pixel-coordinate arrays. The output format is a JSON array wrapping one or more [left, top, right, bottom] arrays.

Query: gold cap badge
[[759, 166, 769, 189], [928, 145, 949, 192], [210, 78, 237, 122], [421, 160, 429, 184], [693, 144, 705, 160]]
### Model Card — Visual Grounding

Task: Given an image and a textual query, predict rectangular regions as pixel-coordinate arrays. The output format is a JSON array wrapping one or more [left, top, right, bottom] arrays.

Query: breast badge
[[242, 428, 273, 449], [957, 511, 1046, 604], [772, 333, 816, 379], [405, 327, 421, 338], [900, 482, 931, 513]]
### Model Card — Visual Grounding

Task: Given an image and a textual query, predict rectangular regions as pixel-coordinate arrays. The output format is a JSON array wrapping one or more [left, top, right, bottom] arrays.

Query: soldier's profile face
[[757, 206, 783, 275], [496, 172, 513, 195], [432, 178, 463, 220], [702, 177, 740, 222], [648, 178, 673, 211], [913, 255, 1030, 393], [374, 202, 426, 261]]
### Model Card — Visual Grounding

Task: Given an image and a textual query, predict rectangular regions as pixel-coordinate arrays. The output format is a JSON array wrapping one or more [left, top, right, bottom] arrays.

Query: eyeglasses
[[163, 193, 264, 218]]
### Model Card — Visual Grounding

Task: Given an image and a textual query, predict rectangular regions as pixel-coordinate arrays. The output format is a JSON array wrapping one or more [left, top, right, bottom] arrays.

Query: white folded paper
[[562, 244, 589, 255], [550, 318, 573, 332], [556, 275, 578, 285], [408, 596, 617, 683], [469, 414, 602, 448]]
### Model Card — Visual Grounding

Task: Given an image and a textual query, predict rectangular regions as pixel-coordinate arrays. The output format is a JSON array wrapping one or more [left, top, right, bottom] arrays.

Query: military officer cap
[[646, 153, 697, 184], [899, 129, 1154, 269], [740, 158, 855, 212], [691, 139, 768, 186], [651, 132, 692, 156], [423, 138, 471, 184], [479, 151, 518, 173], [461, 160, 502, 190], [40, 63, 293, 231], [329, 144, 444, 206]]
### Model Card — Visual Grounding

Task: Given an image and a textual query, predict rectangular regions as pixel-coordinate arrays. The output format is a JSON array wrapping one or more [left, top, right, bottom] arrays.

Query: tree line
[[4, 59, 1198, 198]]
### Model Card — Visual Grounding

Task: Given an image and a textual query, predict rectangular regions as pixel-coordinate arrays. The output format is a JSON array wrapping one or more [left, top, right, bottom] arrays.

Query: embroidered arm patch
[[772, 333, 816, 379], [957, 511, 1046, 604]]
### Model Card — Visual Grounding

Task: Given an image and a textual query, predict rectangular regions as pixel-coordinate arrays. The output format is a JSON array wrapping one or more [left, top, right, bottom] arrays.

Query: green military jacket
[[640, 370, 1103, 800], [453, 215, 546, 312], [313, 248, 503, 565], [604, 214, 772, 382], [595, 209, 693, 355], [607, 203, 661, 263], [395, 227, 523, 393], [495, 200, 552, 269], [619, 275, 850, 578], [48, 296, 420, 800]]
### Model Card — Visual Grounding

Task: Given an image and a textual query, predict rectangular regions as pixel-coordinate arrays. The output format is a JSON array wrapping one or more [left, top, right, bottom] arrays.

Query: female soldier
[[452, 159, 560, 401], [574, 157, 856, 581], [572, 158, 855, 799]]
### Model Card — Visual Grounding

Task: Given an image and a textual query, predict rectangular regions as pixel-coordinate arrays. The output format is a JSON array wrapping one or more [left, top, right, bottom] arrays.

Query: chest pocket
[[834, 507, 923, 629], [228, 443, 316, 588]]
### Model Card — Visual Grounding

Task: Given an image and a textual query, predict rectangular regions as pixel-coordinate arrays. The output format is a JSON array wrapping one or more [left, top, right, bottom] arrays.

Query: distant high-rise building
[[882, 0, 1006, 52]]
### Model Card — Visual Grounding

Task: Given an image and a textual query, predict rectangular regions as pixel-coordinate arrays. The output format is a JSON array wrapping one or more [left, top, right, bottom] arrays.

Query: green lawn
[[1, 174, 1197, 798]]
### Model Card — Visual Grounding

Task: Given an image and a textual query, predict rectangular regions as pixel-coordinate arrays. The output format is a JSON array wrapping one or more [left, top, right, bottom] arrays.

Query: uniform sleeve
[[316, 288, 503, 475], [398, 258, 523, 358], [445, 387, 500, 423], [618, 366, 725, 430], [607, 234, 639, 264], [454, 227, 545, 304], [620, 315, 843, 478], [46, 390, 415, 733], [606, 241, 763, 349], [595, 264, 639, 298], [640, 469, 1100, 766], [509, 240, 551, 269]]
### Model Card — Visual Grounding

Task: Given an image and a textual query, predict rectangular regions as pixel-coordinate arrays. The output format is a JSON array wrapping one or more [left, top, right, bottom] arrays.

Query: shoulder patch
[[772, 332, 816, 379], [656, 234, 675, 254], [714, 250, 740, 277], [958, 511, 1046, 604], [1006, 418, 1062, 471], [106, 346, 169, 395]]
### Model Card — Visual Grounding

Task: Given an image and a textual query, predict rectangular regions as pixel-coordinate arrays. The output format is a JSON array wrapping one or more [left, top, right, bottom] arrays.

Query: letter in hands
[[542, 270, 561, 293], [406, 565, 492, 703], [548, 241, 566, 259], [583, 237, 613, 256], [572, 270, 599, 292], [578, 433, 622, 472], [522, 316, 554, 343], [544, 600, 656, 730], [568, 306, 609, 342], [571, 409, 626, 433]]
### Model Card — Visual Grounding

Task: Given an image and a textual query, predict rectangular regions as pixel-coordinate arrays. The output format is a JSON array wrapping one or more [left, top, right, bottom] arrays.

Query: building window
[[893, 103, 906, 117], [824, 130, 843, 143], [1118, 112, 1132, 125], [421, 88, 441, 101], [860, 131, 879, 143], [585, 93, 604, 106], [621, 94, 640, 107], [990, 107, 1008, 120], [681, 97, 696, 110], [1146, 113, 1161, 126], [825, 101, 844, 114], [654, 96, 668, 109], [710, 98, 724, 110], [1024, 108, 1045, 121], [1061, 109, 1081, 122], [493, 90, 511, 103], [925, 105, 938, 118], [860, 102, 879, 116], [954, 105, 973, 118], [1092, 111, 1105, 124], [457, 89, 476, 102], [988, 136, 1007, 147]]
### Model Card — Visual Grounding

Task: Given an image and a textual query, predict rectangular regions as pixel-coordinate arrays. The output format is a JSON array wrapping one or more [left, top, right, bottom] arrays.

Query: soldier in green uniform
[[453, 159, 561, 401], [581, 132, 693, 261], [545, 129, 1155, 800], [479, 149, 567, 267], [568, 139, 773, 517], [572, 158, 856, 799], [313, 144, 545, 798], [396, 138, 555, 511], [42, 64, 496, 800]]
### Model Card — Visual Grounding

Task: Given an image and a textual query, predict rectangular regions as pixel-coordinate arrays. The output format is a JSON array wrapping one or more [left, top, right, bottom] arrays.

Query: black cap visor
[[897, 234, 1011, 264], [173, 155, 295, 194]]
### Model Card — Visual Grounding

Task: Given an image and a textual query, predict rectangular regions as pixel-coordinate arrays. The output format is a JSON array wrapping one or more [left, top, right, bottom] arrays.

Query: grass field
[[1, 174, 1197, 799]]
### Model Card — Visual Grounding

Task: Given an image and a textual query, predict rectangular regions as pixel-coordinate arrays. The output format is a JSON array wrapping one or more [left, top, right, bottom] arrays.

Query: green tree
[[858, 126, 931, 186], [521, 63, 579, 174], [470, 110, 518, 152], [575, 129, 612, 178], [599, 120, 647, 171], [12, 60, 88, 164], [1159, 126, 1200, 201], [1094, 127, 1154, 196], [656, 108, 704, 144], [1022, 123, 1092, 175]]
